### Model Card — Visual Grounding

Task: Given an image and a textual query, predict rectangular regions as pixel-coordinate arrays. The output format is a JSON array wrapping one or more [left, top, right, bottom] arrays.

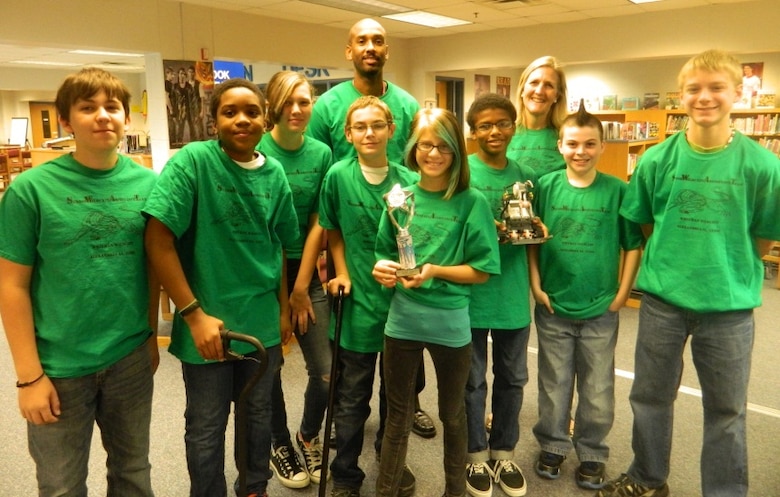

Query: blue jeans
[[330, 348, 379, 490], [181, 345, 282, 497], [271, 266, 331, 444], [28, 343, 154, 497], [533, 305, 618, 462], [627, 294, 753, 497], [465, 327, 530, 462], [376, 337, 471, 497]]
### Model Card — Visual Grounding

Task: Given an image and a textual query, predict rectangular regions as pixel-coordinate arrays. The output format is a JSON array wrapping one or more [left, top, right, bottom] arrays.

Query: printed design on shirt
[[554, 216, 601, 239], [65, 209, 142, 247], [343, 214, 380, 251], [411, 222, 454, 249], [212, 200, 254, 227], [668, 189, 731, 215]]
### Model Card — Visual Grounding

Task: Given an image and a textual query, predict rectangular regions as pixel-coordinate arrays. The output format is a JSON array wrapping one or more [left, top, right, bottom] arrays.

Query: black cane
[[318, 286, 345, 497]]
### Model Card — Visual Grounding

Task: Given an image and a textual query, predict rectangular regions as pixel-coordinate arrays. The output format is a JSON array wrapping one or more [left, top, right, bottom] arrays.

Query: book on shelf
[[756, 92, 776, 108], [601, 121, 623, 141], [622, 97, 639, 111], [666, 114, 688, 134], [627, 153, 638, 176], [664, 91, 681, 110], [642, 92, 660, 109], [601, 95, 618, 111]]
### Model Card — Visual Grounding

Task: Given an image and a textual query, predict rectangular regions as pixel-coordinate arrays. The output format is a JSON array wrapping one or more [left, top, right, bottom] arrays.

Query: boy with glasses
[[319, 96, 418, 497], [463, 93, 538, 497]]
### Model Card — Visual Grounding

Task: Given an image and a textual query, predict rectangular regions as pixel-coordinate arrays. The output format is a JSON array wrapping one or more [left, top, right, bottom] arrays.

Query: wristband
[[16, 372, 45, 388], [179, 299, 201, 317]]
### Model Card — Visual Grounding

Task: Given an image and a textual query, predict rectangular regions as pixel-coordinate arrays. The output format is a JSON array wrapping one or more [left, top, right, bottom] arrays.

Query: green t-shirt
[[375, 185, 501, 346], [318, 158, 418, 353], [307, 80, 420, 163], [0, 154, 157, 378], [143, 140, 299, 363], [536, 170, 644, 319], [621, 132, 780, 312], [506, 127, 565, 178], [257, 134, 332, 259], [467, 155, 537, 329]]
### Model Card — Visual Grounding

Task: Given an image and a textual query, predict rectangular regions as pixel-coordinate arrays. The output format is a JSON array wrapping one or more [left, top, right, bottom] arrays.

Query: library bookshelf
[[595, 108, 780, 182], [666, 108, 780, 157], [594, 109, 668, 181]]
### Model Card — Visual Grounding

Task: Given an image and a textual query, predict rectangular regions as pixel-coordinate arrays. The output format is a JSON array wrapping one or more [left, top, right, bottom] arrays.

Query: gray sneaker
[[331, 486, 360, 497], [296, 431, 328, 483]]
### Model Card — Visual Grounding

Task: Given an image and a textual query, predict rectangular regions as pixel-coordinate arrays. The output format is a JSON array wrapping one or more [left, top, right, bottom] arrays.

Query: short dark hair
[[210, 78, 266, 121], [55, 67, 131, 122], [559, 99, 604, 141], [466, 93, 517, 131]]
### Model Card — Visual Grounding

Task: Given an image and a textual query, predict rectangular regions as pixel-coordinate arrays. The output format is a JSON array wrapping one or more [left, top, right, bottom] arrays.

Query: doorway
[[434, 77, 464, 125], [28, 102, 61, 148]]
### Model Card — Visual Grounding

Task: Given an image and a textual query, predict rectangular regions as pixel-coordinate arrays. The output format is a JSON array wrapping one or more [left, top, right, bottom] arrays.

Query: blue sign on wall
[[213, 60, 247, 84]]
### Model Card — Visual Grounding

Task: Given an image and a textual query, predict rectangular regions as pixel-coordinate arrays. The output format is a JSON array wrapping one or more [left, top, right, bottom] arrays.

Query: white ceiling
[[0, 0, 756, 71]]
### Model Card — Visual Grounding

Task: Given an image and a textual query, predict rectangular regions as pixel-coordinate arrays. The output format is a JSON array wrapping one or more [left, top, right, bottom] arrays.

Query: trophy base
[[504, 234, 554, 245], [396, 267, 421, 277]]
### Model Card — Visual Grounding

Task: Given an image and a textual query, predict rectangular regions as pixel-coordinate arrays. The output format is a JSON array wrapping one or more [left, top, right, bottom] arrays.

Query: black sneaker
[[331, 486, 360, 497], [535, 451, 565, 480], [465, 462, 493, 497], [411, 410, 437, 438], [399, 464, 416, 497], [595, 474, 669, 497], [270, 443, 310, 489], [577, 461, 606, 490], [491, 459, 526, 497]]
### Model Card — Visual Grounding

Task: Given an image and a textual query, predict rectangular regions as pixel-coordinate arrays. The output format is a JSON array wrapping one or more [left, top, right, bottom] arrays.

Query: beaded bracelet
[[16, 372, 45, 388]]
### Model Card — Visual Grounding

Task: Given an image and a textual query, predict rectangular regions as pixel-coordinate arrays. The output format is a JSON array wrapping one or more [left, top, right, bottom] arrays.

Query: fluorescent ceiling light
[[302, 0, 408, 16], [628, 0, 662, 4], [383, 10, 470, 28], [69, 49, 144, 57], [9, 60, 80, 67], [89, 63, 145, 72]]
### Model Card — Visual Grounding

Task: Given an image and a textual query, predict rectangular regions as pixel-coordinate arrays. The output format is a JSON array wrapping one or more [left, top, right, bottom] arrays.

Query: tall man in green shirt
[[308, 18, 436, 443]]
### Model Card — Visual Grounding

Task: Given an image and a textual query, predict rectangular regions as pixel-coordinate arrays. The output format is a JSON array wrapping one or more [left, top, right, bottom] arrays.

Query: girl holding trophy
[[372, 108, 500, 497]]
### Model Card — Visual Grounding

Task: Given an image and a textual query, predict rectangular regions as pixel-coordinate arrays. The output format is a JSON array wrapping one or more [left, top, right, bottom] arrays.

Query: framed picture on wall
[[474, 74, 490, 99]]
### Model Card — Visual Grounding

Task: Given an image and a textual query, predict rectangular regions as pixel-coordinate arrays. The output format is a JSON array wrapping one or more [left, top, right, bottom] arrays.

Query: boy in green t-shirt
[[529, 103, 643, 491], [464, 93, 538, 497], [598, 50, 780, 497], [144, 78, 299, 497], [0, 68, 157, 496], [318, 96, 418, 497]]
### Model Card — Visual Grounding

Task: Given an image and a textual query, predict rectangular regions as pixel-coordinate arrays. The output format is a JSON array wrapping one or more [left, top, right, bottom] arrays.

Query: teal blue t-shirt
[[467, 155, 537, 329], [318, 158, 419, 353], [375, 185, 501, 347]]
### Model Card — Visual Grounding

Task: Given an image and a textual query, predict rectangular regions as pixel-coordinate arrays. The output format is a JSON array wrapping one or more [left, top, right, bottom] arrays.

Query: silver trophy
[[384, 183, 420, 276]]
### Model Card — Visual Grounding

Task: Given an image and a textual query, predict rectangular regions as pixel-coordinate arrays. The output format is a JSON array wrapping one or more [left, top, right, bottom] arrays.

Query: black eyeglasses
[[348, 121, 390, 133], [475, 120, 514, 133], [416, 142, 454, 155]]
